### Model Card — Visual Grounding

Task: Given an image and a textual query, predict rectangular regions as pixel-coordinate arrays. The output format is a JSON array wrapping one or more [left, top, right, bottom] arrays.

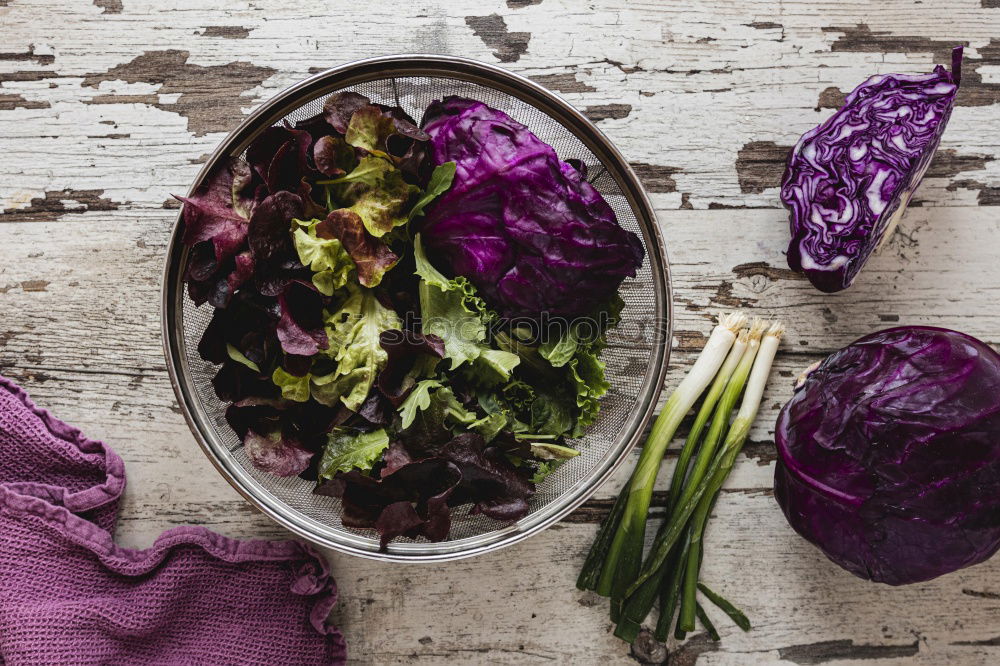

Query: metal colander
[[162, 55, 671, 562]]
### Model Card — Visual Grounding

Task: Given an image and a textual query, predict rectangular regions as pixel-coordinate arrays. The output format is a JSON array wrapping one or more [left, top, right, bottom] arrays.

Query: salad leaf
[[244, 428, 313, 477], [569, 348, 610, 432], [346, 165, 418, 237], [318, 427, 390, 477], [323, 91, 371, 134], [311, 285, 402, 411], [530, 443, 580, 461], [377, 329, 446, 406], [313, 135, 355, 179], [177, 158, 254, 261], [469, 411, 507, 443], [398, 379, 442, 430], [246, 124, 313, 194], [441, 433, 534, 522], [275, 281, 328, 357], [271, 366, 310, 402], [530, 461, 556, 484], [320, 155, 393, 188], [345, 105, 397, 156], [316, 209, 399, 287], [407, 161, 456, 221], [291, 218, 355, 296], [247, 191, 304, 267], [530, 392, 575, 437], [226, 343, 260, 372], [538, 327, 579, 368], [414, 235, 519, 377]]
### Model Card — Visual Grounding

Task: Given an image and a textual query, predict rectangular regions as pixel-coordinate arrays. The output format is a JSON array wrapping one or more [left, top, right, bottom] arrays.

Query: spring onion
[[576, 312, 783, 648], [585, 313, 747, 601]]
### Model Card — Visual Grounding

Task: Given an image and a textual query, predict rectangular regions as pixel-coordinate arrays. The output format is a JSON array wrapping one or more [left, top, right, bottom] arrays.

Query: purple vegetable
[[781, 48, 963, 293], [421, 97, 644, 319], [775, 326, 1000, 585]]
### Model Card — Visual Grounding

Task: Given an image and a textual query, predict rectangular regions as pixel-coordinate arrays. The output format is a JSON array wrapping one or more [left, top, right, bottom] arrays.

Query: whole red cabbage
[[781, 48, 962, 293], [775, 326, 1000, 585], [420, 97, 644, 319]]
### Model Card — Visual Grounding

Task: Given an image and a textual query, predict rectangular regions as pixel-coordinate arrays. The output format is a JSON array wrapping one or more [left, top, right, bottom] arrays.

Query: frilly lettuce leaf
[[271, 366, 311, 402], [311, 284, 402, 411], [315, 209, 398, 288], [291, 218, 355, 296], [313, 134, 355, 179], [568, 348, 609, 433], [318, 427, 390, 477], [347, 166, 418, 237], [377, 330, 446, 407], [414, 234, 519, 378], [345, 106, 397, 157], [321, 155, 393, 189]]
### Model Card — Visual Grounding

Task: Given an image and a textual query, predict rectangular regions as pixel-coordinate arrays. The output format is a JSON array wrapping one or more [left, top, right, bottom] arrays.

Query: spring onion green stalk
[[698, 583, 751, 632], [629, 321, 785, 592], [576, 490, 627, 591], [592, 313, 748, 600], [654, 531, 690, 641], [695, 602, 721, 641]]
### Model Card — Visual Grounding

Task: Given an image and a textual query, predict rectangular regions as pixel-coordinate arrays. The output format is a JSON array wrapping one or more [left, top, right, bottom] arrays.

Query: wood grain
[[2, 0, 1000, 663]]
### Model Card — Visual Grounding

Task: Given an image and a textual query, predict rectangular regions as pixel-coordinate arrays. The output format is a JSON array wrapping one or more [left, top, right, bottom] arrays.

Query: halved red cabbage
[[781, 48, 963, 293], [775, 326, 1000, 585], [420, 97, 644, 319]]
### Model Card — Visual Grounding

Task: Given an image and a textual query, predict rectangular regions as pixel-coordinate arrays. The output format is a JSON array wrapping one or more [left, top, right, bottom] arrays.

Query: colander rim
[[161, 53, 672, 562]]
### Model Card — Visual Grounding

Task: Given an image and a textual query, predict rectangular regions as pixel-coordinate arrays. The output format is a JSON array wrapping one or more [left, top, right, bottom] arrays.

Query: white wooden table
[[3, 1, 1000, 663]]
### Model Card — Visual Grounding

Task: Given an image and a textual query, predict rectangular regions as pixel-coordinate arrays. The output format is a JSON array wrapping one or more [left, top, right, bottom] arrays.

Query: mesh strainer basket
[[162, 55, 672, 562]]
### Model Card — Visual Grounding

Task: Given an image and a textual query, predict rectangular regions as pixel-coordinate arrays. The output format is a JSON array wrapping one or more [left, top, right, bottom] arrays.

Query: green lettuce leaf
[[316, 209, 399, 288], [414, 234, 519, 378], [530, 391, 575, 437], [408, 162, 456, 221], [345, 106, 396, 156], [530, 442, 580, 461], [539, 327, 580, 368], [272, 366, 310, 402], [530, 460, 556, 484], [568, 348, 610, 433], [469, 411, 507, 442], [291, 218, 355, 296], [398, 379, 442, 430], [311, 285, 402, 411], [348, 165, 417, 237], [317, 154, 388, 188], [318, 427, 390, 477], [398, 381, 479, 435], [227, 343, 260, 372]]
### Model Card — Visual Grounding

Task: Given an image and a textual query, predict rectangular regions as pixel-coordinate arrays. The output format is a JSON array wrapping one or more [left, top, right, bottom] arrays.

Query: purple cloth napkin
[[0, 376, 347, 665]]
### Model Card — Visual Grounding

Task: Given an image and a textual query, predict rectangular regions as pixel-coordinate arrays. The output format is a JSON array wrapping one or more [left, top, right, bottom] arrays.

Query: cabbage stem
[[592, 313, 748, 600]]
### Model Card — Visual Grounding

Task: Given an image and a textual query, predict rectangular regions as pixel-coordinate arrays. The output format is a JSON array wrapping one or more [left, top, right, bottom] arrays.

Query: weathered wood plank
[[3, 0, 1000, 663]]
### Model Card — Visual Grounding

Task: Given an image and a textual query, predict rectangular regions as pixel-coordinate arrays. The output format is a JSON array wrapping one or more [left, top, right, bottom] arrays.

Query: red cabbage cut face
[[421, 97, 644, 319], [781, 48, 962, 293], [775, 326, 1000, 585]]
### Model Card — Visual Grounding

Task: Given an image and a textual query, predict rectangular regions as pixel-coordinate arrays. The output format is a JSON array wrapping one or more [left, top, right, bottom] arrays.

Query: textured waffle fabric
[[0, 376, 346, 665]]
